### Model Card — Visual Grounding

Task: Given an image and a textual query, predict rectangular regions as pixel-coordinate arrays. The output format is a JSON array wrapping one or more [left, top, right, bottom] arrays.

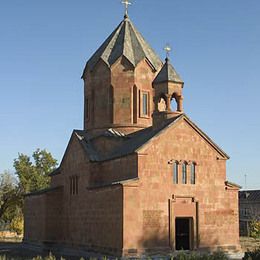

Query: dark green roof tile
[[83, 16, 162, 76], [153, 58, 183, 84]]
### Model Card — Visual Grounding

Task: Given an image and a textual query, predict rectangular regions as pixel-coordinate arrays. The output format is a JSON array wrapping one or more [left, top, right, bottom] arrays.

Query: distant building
[[24, 11, 242, 256], [239, 190, 260, 236]]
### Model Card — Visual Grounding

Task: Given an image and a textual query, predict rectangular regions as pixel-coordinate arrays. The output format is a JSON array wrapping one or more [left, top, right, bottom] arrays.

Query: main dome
[[83, 16, 162, 76]]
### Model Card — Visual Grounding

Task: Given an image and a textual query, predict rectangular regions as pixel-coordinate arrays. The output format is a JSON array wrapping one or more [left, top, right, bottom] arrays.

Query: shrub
[[10, 214, 24, 235], [243, 248, 260, 260], [174, 251, 228, 260], [250, 220, 260, 239]]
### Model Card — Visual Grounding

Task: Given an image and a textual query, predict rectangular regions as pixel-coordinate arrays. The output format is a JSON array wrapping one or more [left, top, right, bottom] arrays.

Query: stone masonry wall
[[84, 57, 160, 135], [24, 194, 46, 243], [122, 117, 240, 253], [90, 154, 137, 187], [53, 133, 124, 253]]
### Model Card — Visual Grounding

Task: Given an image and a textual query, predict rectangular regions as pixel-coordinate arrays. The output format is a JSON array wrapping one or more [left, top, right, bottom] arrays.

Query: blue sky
[[0, 0, 259, 189]]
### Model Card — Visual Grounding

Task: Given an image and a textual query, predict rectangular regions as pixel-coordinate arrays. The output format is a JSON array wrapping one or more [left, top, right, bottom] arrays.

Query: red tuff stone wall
[[45, 189, 63, 242], [24, 187, 63, 243], [24, 133, 124, 254], [84, 60, 111, 131], [24, 194, 46, 243], [24, 118, 240, 256], [60, 185, 123, 254], [122, 117, 240, 254], [90, 154, 137, 186], [54, 134, 124, 252], [84, 57, 159, 135]]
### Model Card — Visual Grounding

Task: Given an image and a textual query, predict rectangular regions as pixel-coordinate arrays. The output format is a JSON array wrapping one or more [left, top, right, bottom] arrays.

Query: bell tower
[[152, 51, 184, 127]]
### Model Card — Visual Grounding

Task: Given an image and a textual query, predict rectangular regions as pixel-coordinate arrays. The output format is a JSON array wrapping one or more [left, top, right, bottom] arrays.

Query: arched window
[[190, 162, 196, 184], [182, 162, 187, 184], [133, 85, 138, 123], [173, 161, 178, 184], [142, 92, 149, 116], [139, 90, 149, 117], [170, 93, 177, 112], [158, 94, 167, 112]]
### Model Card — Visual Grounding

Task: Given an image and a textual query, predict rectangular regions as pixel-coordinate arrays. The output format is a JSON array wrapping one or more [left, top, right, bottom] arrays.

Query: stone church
[[24, 11, 241, 256]]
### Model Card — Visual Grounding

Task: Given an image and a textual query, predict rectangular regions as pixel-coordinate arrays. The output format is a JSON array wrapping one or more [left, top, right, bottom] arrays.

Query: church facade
[[24, 13, 241, 256]]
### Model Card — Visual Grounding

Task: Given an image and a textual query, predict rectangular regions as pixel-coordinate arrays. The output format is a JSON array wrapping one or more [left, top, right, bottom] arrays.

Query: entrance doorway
[[175, 218, 192, 250]]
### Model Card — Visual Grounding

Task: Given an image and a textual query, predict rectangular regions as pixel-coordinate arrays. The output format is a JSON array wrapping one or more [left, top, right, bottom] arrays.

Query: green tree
[[0, 171, 22, 221], [10, 213, 24, 235], [14, 149, 57, 193], [250, 219, 260, 239]]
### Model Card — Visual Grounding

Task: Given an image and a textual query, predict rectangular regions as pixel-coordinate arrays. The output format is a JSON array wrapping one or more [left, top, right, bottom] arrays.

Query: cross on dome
[[164, 44, 172, 59], [122, 0, 132, 17]]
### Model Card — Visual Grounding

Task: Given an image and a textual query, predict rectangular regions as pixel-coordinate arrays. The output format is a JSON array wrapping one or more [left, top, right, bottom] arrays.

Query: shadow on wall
[[138, 228, 238, 255], [138, 228, 171, 255]]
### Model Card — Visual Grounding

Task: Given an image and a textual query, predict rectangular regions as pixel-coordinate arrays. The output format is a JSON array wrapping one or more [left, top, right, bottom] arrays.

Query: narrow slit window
[[69, 177, 72, 195], [70, 176, 79, 195], [173, 162, 178, 184], [182, 163, 187, 184], [76, 176, 79, 195], [72, 176, 75, 195], [191, 163, 196, 184], [142, 92, 148, 116]]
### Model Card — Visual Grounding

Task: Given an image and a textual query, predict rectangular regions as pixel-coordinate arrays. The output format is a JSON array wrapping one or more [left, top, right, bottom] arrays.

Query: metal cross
[[122, 0, 132, 16], [164, 44, 172, 59]]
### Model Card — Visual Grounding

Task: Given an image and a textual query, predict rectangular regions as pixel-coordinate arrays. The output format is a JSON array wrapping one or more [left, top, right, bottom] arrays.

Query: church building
[[24, 7, 241, 256]]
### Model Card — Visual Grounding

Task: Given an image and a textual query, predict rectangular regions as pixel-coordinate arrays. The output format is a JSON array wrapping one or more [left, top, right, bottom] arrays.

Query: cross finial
[[122, 0, 132, 17], [164, 44, 172, 59]]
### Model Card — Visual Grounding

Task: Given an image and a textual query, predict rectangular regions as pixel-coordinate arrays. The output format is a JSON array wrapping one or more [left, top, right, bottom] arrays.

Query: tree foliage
[[0, 149, 57, 234], [250, 219, 260, 239], [13, 149, 57, 193], [10, 213, 24, 235], [0, 171, 22, 221]]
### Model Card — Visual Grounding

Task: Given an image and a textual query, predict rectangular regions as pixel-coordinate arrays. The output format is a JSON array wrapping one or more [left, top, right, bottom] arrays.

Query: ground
[[240, 237, 260, 253], [0, 237, 259, 259]]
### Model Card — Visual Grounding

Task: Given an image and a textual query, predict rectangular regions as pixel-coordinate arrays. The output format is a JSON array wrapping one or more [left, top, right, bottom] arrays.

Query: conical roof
[[153, 58, 183, 84], [83, 16, 162, 75]]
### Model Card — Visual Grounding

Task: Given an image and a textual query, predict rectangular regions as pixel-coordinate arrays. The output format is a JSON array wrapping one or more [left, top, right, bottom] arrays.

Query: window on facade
[[241, 208, 251, 217], [173, 162, 178, 184], [158, 97, 167, 112], [133, 85, 138, 124], [70, 175, 79, 195], [182, 163, 187, 184], [142, 92, 149, 116], [190, 163, 196, 184], [109, 85, 114, 123]]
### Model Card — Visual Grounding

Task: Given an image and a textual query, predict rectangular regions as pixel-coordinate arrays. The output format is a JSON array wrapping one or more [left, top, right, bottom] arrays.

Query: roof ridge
[[123, 19, 136, 66], [128, 20, 146, 66], [85, 21, 123, 73], [129, 20, 162, 70], [107, 20, 126, 66]]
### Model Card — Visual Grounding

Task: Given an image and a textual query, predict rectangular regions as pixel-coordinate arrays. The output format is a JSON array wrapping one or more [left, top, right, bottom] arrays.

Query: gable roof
[[239, 190, 260, 201], [82, 16, 162, 76], [153, 58, 183, 84], [74, 114, 229, 163]]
